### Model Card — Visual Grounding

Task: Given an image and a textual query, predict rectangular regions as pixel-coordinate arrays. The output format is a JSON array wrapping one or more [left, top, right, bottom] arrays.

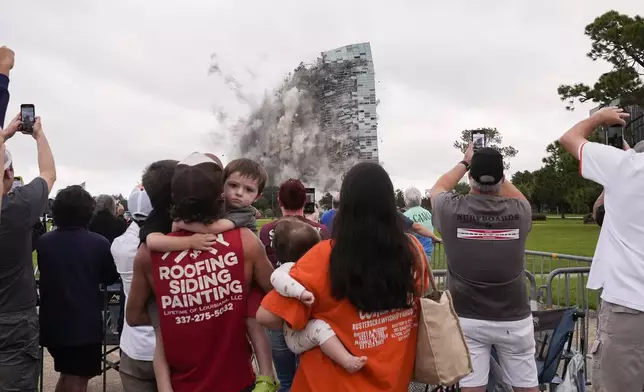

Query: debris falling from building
[[213, 43, 379, 192]]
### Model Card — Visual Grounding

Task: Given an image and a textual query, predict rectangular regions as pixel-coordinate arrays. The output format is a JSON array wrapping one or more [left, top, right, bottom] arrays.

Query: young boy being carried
[[271, 217, 368, 373], [144, 156, 278, 392]]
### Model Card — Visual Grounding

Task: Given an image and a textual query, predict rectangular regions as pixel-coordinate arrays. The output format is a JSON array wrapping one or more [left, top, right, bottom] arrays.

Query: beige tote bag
[[410, 237, 472, 386]]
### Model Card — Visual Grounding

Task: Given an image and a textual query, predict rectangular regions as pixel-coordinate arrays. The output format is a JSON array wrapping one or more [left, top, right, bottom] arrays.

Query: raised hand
[[591, 106, 630, 126], [463, 143, 474, 164], [0, 46, 15, 74], [0, 113, 21, 142]]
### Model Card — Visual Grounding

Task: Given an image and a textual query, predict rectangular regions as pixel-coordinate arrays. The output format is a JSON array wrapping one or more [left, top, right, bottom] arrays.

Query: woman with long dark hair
[[258, 162, 428, 391]]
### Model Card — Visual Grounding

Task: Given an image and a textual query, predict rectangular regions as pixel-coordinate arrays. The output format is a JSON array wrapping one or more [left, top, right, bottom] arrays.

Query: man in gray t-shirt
[[0, 113, 56, 391], [430, 145, 538, 392]]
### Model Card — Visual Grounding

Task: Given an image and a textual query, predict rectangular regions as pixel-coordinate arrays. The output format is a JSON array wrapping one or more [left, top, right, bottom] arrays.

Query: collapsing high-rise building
[[319, 42, 379, 165], [233, 42, 379, 192]]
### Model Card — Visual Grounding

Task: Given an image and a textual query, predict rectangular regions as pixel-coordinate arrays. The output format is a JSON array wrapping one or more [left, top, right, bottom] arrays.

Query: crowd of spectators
[[1, 44, 643, 392]]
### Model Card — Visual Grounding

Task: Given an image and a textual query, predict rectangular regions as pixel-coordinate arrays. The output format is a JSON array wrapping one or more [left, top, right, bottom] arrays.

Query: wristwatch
[[459, 160, 470, 171]]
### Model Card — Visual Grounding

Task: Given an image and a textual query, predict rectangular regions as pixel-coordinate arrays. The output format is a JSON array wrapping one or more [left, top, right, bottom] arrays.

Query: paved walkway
[[43, 316, 598, 392]]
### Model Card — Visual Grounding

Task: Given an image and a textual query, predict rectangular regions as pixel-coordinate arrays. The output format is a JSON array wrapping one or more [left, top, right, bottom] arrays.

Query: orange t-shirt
[[261, 238, 429, 392]]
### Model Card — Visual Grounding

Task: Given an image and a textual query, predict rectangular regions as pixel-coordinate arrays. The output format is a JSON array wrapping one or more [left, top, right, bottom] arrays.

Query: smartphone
[[606, 125, 624, 149], [471, 130, 486, 152], [10, 176, 23, 192], [20, 104, 35, 134], [304, 188, 316, 214]]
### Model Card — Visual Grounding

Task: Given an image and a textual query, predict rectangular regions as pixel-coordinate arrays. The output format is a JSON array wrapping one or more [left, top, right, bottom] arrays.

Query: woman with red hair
[[258, 178, 329, 391]]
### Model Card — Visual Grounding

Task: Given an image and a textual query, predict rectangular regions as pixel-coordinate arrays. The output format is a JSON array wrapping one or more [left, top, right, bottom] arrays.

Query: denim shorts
[[0, 308, 40, 392]]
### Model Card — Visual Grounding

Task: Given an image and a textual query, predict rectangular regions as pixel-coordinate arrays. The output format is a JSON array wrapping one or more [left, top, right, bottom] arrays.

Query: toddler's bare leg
[[320, 337, 367, 374], [246, 317, 274, 378], [290, 319, 367, 373]]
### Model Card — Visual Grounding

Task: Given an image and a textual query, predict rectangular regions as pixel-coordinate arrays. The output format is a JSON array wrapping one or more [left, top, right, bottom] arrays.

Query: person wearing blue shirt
[[0, 46, 12, 129], [402, 187, 441, 261], [320, 192, 339, 234]]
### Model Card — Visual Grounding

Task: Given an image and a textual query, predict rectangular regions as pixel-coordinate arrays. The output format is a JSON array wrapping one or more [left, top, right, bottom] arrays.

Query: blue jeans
[[266, 328, 298, 392]]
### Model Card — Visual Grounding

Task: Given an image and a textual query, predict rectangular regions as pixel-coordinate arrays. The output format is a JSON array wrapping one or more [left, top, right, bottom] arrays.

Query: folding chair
[[532, 307, 586, 391], [101, 283, 123, 391]]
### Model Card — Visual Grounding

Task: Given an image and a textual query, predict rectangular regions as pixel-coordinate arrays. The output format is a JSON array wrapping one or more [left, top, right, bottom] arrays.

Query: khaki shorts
[[119, 351, 157, 392], [591, 301, 644, 392]]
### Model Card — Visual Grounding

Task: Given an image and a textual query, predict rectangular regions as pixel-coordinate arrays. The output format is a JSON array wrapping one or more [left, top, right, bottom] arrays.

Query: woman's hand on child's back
[[300, 290, 315, 307], [189, 233, 217, 251]]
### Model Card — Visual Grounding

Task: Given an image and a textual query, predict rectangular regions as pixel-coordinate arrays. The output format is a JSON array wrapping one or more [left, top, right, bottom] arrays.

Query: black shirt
[[139, 208, 172, 243], [37, 228, 118, 347], [89, 211, 128, 244]]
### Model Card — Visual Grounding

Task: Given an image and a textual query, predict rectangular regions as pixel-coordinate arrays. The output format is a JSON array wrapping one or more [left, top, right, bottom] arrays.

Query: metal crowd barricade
[[102, 283, 123, 390], [426, 245, 598, 387]]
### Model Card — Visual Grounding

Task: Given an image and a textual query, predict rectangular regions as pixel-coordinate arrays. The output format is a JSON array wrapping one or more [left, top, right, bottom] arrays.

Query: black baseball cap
[[469, 147, 504, 185], [171, 152, 222, 207]]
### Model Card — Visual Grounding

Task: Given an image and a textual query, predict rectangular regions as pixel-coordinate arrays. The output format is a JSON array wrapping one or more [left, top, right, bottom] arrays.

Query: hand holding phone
[[606, 124, 624, 149], [471, 130, 486, 152], [19, 104, 35, 134], [304, 188, 316, 214]]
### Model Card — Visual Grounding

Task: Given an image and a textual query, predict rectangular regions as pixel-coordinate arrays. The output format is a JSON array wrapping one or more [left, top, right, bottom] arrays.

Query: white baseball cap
[[634, 141, 644, 153], [3, 148, 12, 171], [128, 187, 152, 221]]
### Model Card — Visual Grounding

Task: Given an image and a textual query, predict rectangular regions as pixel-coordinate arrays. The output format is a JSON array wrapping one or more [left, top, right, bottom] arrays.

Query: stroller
[[488, 307, 587, 392]]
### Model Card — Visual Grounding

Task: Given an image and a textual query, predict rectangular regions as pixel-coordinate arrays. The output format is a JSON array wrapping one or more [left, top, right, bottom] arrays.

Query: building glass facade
[[321, 42, 379, 164]]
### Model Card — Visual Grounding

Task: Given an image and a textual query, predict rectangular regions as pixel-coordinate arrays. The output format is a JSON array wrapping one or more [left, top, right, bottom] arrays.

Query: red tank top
[[151, 229, 254, 392]]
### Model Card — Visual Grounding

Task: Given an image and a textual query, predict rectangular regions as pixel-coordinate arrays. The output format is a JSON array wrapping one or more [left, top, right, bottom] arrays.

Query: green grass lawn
[[429, 217, 598, 270], [33, 217, 600, 308], [526, 219, 599, 257], [263, 217, 601, 257], [33, 217, 598, 265]]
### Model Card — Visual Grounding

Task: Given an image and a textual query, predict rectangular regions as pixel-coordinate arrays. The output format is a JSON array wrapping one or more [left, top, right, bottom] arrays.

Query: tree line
[[250, 10, 642, 219]]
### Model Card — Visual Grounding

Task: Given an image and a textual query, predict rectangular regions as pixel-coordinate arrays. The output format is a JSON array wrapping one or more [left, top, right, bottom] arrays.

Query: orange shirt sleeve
[[407, 235, 431, 295], [260, 241, 331, 330]]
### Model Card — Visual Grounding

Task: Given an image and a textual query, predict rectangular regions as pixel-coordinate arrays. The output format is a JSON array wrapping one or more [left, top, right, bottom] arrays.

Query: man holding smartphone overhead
[[429, 144, 537, 392], [559, 107, 644, 391], [0, 46, 59, 392]]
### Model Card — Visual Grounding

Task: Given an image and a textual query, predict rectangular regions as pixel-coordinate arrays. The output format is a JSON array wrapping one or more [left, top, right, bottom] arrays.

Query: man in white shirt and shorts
[[559, 106, 644, 392]]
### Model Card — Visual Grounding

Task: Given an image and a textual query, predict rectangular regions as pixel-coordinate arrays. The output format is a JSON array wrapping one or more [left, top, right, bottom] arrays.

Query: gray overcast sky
[[0, 0, 641, 198]]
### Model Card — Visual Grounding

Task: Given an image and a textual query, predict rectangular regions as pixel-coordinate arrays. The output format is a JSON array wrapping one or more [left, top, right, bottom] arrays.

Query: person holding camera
[[559, 106, 644, 391], [430, 144, 537, 392], [592, 140, 644, 228], [1, 44, 57, 390]]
